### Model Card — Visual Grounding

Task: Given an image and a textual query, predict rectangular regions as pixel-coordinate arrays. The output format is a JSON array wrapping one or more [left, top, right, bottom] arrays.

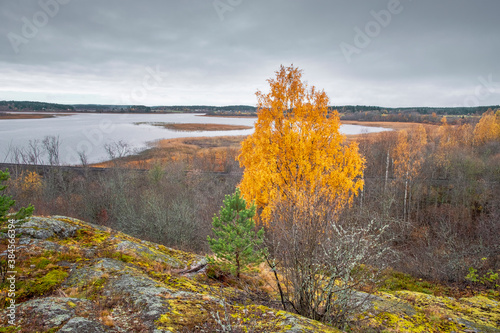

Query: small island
[[0, 112, 58, 120], [135, 122, 253, 132]]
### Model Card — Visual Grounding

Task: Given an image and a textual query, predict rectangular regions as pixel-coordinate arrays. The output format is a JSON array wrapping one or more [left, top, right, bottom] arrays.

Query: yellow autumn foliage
[[237, 65, 365, 225], [393, 125, 427, 183], [473, 110, 500, 145]]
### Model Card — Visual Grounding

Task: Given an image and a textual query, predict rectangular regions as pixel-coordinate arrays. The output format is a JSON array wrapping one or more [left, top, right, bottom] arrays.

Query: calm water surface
[[0, 113, 389, 165]]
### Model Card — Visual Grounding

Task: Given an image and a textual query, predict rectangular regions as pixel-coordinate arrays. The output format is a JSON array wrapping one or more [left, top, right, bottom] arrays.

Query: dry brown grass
[[157, 123, 252, 131], [0, 112, 60, 119], [93, 121, 421, 169], [341, 120, 427, 131], [200, 115, 258, 119], [92, 135, 246, 169], [99, 309, 115, 327], [342, 120, 436, 143]]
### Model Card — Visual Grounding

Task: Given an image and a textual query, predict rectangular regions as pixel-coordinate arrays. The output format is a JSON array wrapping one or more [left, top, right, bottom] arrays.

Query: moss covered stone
[[1, 215, 498, 332]]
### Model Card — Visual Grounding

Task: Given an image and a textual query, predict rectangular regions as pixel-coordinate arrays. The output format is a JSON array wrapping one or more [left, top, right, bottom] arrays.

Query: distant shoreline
[[341, 120, 435, 130], [199, 114, 258, 119], [0, 112, 73, 120], [135, 122, 253, 131]]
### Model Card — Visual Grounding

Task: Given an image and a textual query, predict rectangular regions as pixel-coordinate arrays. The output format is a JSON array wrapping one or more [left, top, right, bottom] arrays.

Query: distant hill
[[0, 100, 75, 112]]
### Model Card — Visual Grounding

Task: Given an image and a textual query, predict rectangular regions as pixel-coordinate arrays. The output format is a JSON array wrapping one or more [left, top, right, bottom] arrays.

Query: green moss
[[455, 295, 500, 328], [57, 251, 83, 262], [94, 277, 107, 287], [113, 252, 134, 263], [371, 310, 459, 333], [99, 248, 135, 263], [84, 275, 110, 300], [43, 250, 56, 257], [156, 299, 210, 331], [0, 328, 21, 333], [162, 275, 208, 294], [381, 270, 449, 296], [69, 228, 110, 247], [35, 258, 51, 269], [363, 290, 499, 333], [43, 328, 59, 333], [31, 269, 68, 295], [155, 299, 333, 332], [0, 327, 21, 333]]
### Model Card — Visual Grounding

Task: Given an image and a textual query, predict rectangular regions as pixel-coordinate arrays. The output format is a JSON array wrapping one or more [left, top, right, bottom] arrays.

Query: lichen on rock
[[1, 215, 498, 332], [15, 216, 78, 239]]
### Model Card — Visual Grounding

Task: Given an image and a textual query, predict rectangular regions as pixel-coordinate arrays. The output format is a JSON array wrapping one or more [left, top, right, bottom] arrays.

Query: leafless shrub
[[42, 135, 61, 166], [266, 189, 393, 329], [104, 140, 132, 162], [26, 139, 43, 165], [77, 149, 89, 169]]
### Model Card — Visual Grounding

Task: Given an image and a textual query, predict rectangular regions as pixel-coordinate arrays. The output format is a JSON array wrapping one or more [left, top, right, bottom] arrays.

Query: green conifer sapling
[[207, 188, 265, 279], [1, 169, 34, 223]]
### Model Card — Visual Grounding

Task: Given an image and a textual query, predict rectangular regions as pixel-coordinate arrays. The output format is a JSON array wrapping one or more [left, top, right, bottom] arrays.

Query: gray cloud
[[0, 0, 499, 107]]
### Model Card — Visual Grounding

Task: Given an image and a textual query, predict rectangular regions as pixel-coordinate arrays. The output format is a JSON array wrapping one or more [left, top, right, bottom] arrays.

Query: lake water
[[0, 112, 390, 165]]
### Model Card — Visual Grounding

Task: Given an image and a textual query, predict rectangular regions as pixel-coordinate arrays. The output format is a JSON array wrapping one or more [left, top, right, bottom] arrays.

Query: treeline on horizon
[[0, 100, 75, 111], [1, 100, 499, 119], [333, 104, 498, 115]]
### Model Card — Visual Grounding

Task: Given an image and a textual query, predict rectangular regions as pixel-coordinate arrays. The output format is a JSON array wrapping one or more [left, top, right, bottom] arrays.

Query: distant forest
[[0, 100, 75, 111], [332, 105, 499, 115], [1, 100, 498, 120]]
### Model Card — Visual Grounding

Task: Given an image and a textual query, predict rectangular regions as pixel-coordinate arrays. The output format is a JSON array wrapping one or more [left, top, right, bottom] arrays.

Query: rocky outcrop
[[0, 216, 340, 332], [0, 216, 498, 332]]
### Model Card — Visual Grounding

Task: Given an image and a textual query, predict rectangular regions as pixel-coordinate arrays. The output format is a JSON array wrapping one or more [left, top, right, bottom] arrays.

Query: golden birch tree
[[237, 65, 365, 225], [393, 125, 427, 221], [473, 110, 500, 145]]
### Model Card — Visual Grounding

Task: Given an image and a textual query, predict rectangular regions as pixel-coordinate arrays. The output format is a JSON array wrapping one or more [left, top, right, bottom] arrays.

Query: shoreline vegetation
[[341, 120, 432, 142], [91, 135, 246, 169], [134, 122, 253, 131], [0, 112, 66, 120], [199, 114, 258, 118], [93, 121, 416, 168]]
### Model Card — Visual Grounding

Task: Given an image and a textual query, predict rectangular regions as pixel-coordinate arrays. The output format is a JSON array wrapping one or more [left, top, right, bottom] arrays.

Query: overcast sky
[[0, 0, 499, 107]]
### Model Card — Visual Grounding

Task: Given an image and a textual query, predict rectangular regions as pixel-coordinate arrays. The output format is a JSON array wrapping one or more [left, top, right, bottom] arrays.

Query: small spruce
[[207, 189, 265, 279], [0, 169, 34, 222]]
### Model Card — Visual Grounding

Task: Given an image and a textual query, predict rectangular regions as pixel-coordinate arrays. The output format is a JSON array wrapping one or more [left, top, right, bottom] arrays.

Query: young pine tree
[[1, 169, 34, 223], [207, 189, 265, 279]]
